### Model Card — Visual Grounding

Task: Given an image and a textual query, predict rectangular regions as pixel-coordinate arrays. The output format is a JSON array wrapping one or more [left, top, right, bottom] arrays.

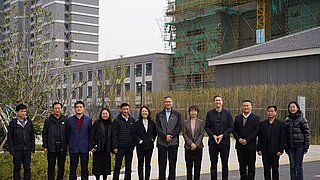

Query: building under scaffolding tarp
[[162, 0, 320, 90]]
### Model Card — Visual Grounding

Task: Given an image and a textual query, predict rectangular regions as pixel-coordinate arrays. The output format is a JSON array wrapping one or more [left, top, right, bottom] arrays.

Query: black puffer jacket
[[112, 113, 136, 149], [284, 112, 310, 151]]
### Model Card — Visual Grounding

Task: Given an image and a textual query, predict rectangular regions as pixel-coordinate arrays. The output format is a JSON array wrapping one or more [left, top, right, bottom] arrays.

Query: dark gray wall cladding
[[215, 54, 320, 87]]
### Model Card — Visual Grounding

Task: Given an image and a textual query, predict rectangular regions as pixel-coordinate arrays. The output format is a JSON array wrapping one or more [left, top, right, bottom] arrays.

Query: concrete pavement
[[88, 136, 320, 180]]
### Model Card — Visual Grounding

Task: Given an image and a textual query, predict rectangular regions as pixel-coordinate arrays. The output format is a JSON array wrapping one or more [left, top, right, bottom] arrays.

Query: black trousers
[[13, 150, 31, 180], [209, 143, 230, 180], [137, 148, 153, 180], [69, 152, 89, 180], [236, 149, 256, 180], [262, 149, 280, 180], [47, 151, 66, 180], [158, 145, 178, 180], [185, 148, 203, 180], [113, 147, 134, 180]]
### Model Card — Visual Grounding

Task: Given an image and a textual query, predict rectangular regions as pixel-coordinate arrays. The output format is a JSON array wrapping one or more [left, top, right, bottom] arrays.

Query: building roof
[[208, 26, 320, 66]]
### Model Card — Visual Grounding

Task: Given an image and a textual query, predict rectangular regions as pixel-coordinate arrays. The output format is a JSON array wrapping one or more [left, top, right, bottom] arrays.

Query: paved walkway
[[88, 136, 320, 180]]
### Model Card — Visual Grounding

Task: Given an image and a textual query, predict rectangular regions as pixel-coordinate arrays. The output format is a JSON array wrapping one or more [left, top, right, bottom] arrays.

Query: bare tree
[[95, 61, 128, 109], [0, 2, 63, 120]]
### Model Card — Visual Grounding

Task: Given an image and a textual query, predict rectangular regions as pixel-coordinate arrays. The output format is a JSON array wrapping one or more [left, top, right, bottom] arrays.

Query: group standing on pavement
[[6, 95, 310, 180]]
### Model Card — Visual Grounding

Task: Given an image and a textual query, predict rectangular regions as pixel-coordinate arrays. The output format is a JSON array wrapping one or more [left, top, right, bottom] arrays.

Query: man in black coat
[[112, 103, 137, 180], [233, 100, 260, 180], [257, 105, 285, 180], [7, 104, 35, 180], [42, 102, 68, 180], [205, 95, 233, 180], [156, 96, 182, 180]]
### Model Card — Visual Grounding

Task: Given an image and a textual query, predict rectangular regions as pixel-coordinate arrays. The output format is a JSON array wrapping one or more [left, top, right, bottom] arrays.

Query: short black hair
[[266, 105, 277, 111], [74, 100, 85, 108], [120, 103, 130, 108], [139, 106, 151, 121], [52, 102, 62, 108], [214, 95, 222, 100], [188, 105, 200, 115], [164, 96, 172, 99], [16, 104, 27, 112], [242, 100, 252, 105]]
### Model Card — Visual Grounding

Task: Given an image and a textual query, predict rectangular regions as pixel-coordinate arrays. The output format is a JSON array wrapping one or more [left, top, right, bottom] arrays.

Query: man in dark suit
[[135, 106, 157, 180], [205, 95, 233, 180], [156, 96, 182, 180], [233, 100, 260, 180], [67, 101, 92, 180], [112, 103, 137, 180], [257, 105, 285, 180]]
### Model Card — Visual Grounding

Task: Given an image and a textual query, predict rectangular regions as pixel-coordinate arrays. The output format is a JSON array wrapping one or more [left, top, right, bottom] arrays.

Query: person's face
[[190, 109, 198, 119], [121, 106, 130, 117], [75, 103, 84, 115], [289, 103, 298, 114], [17, 109, 27, 119], [267, 107, 277, 119], [242, 102, 252, 114], [53, 104, 62, 116], [214, 97, 223, 108], [141, 107, 149, 119], [164, 97, 173, 109], [101, 110, 110, 120]]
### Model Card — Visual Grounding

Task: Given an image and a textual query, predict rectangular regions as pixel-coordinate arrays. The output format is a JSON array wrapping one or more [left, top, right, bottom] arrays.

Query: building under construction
[[163, 0, 320, 90]]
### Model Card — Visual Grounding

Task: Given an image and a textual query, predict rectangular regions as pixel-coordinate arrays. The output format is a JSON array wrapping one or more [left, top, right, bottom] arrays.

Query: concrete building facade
[[0, 0, 99, 64], [58, 53, 171, 108]]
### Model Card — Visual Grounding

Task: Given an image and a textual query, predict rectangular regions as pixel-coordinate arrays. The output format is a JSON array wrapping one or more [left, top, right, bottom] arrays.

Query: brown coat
[[183, 119, 205, 149]]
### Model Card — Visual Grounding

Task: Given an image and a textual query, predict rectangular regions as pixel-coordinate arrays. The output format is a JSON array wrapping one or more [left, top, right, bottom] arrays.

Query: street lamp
[[138, 82, 146, 107]]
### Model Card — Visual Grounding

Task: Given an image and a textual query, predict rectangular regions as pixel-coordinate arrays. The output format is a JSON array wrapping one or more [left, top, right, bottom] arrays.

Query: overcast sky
[[99, 1, 167, 60]]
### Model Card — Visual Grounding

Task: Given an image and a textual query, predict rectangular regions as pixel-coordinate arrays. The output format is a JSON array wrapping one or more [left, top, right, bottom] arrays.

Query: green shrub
[[0, 151, 116, 179]]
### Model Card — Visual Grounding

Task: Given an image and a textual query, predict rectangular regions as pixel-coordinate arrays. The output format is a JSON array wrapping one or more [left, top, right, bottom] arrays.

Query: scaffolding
[[163, 0, 320, 90]]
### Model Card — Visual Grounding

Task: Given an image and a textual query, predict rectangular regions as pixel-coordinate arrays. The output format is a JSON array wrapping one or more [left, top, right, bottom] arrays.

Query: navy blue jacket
[[67, 114, 92, 153]]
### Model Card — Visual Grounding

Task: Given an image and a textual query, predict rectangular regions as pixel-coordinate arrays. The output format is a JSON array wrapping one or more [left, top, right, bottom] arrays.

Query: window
[[135, 64, 142, 77], [72, 90, 76, 99], [63, 88, 67, 99], [64, 23, 69, 30], [125, 83, 130, 92], [78, 86, 83, 99], [146, 63, 152, 76], [87, 86, 92, 98], [63, 74, 67, 83], [72, 72, 77, 83], [146, 81, 152, 92], [87, 70, 92, 81], [57, 89, 61, 98], [136, 82, 142, 96], [116, 84, 121, 97], [97, 69, 102, 80], [97, 85, 102, 98], [79, 72, 83, 82], [125, 66, 130, 78], [65, 5, 70, 11]]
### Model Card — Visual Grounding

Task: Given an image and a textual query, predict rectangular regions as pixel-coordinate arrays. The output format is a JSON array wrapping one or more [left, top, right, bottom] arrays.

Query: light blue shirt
[[165, 109, 171, 122]]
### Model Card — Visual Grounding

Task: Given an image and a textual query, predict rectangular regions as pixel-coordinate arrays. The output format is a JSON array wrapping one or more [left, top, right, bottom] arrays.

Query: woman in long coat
[[89, 107, 112, 180]]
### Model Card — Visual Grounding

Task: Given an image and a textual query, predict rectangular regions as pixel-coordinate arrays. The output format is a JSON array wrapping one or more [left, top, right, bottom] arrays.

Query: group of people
[[6, 95, 309, 180]]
